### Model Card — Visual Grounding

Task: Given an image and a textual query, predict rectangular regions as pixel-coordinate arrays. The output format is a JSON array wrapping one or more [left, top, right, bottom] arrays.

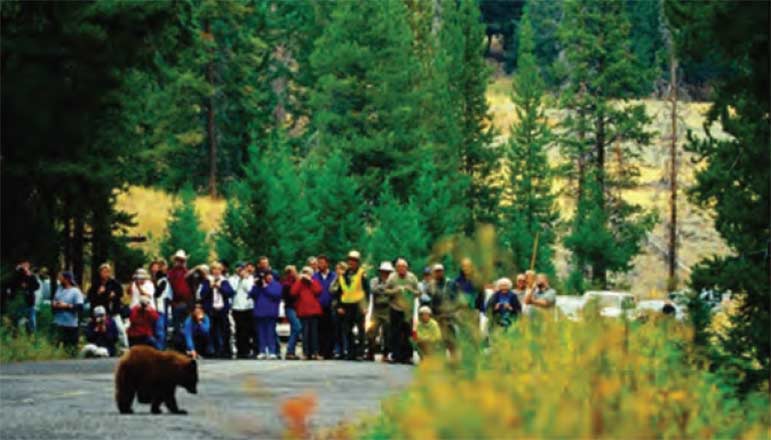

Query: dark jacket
[[486, 291, 522, 328], [200, 278, 235, 314], [290, 278, 323, 317], [249, 279, 282, 318], [8, 270, 40, 307], [281, 275, 298, 309], [455, 273, 484, 312], [85, 317, 118, 356], [87, 278, 123, 316]]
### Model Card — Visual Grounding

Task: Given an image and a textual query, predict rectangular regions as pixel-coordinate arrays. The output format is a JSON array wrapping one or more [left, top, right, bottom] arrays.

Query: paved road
[[0, 358, 413, 439]]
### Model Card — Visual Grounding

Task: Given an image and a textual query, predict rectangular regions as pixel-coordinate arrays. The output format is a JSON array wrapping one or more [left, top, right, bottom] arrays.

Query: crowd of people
[[2, 249, 557, 363]]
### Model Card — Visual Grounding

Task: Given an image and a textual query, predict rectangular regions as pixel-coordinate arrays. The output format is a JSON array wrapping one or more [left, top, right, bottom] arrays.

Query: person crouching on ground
[[249, 271, 282, 359], [127, 294, 159, 347], [415, 306, 442, 358], [184, 303, 212, 359], [291, 266, 323, 360], [486, 278, 522, 330], [81, 306, 118, 358]]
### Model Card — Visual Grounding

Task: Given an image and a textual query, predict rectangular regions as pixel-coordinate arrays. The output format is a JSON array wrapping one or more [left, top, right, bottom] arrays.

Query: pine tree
[[161, 187, 211, 266], [525, 0, 563, 89], [368, 182, 429, 271], [440, 0, 502, 232], [558, 0, 656, 289], [309, 0, 426, 204], [303, 151, 367, 261], [666, 0, 770, 391], [501, 14, 558, 276]]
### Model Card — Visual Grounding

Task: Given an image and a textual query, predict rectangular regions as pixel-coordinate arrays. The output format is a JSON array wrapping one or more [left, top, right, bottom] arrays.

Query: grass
[[360, 314, 770, 439], [115, 186, 226, 257]]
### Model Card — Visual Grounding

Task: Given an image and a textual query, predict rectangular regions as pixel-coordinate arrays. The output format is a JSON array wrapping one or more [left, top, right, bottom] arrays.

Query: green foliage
[[309, 0, 426, 204], [0, 298, 68, 363], [558, 0, 656, 289], [441, 0, 502, 232], [665, 0, 769, 391], [500, 14, 558, 275], [160, 186, 210, 266], [368, 182, 429, 271], [523, 0, 563, 88], [303, 152, 367, 261]]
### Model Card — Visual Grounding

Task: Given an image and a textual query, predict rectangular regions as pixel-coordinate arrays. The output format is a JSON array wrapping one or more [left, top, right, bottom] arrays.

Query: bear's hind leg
[[116, 386, 135, 414], [151, 396, 163, 414]]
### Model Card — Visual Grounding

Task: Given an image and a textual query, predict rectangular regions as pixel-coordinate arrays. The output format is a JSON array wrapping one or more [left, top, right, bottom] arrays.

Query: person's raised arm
[[289, 280, 302, 296], [311, 279, 322, 296], [220, 279, 235, 299]]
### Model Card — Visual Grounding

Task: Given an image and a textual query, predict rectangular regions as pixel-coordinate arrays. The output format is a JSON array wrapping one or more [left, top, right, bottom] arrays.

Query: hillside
[[117, 77, 729, 296]]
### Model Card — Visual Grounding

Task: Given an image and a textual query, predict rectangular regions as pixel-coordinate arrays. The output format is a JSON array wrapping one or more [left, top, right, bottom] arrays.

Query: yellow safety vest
[[340, 268, 365, 304]]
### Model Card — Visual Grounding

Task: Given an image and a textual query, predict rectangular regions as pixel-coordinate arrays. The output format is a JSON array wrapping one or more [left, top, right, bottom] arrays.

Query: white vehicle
[[635, 300, 686, 321], [555, 295, 584, 321], [582, 291, 636, 319], [276, 301, 290, 340]]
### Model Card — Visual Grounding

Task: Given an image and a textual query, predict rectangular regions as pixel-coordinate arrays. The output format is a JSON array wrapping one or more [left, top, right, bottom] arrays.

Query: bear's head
[[179, 358, 198, 394]]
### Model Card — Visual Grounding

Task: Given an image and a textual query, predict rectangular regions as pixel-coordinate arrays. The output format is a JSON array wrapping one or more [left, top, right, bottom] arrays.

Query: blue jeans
[[256, 317, 277, 355], [154, 313, 167, 350], [26, 306, 36, 334], [286, 308, 302, 356]]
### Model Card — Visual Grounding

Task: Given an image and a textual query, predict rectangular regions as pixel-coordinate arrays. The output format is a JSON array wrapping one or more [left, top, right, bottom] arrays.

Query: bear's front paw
[[172, 409, 188, 415], [151, 407, 162, 415]]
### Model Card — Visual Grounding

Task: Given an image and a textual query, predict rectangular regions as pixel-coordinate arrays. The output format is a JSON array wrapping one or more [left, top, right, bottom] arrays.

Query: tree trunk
[[667, 52, 679, 290], [72, 209, 85, 287], [206, 20, 218, 198], [90, 194, 110, 286], [594, 114, 607, 287]]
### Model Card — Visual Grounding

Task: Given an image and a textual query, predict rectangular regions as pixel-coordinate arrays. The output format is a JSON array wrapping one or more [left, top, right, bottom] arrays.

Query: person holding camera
[[184, 303, 212, 359], [249, 270, 282, 359], [200, 262, 234, 358], [230, 262, 255, 359], [52, 271, 84, 354], [167, 250, 193, 341], [4, 259, 40, 333], [81, 306, 118, 357], [149, 260, 172, 350], [127, 294, 159, 347], [338, 251, 369, 361], [384, 258, 419, 364], [87, 263, 128, 349], [281, 265, 302, 360], [367, 261, 394, 361], [290, 266, 323, 360], [523, 273, 556, 316], [313, 255, 338, 360], [486, 278, 522, 330]]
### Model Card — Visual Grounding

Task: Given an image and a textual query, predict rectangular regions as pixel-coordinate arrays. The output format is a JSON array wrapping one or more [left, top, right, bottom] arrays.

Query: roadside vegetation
[[362, 313, 770, 439]]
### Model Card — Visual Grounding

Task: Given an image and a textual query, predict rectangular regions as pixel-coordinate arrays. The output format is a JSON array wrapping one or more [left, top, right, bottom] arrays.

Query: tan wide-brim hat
[[173, 249, 188, 261]]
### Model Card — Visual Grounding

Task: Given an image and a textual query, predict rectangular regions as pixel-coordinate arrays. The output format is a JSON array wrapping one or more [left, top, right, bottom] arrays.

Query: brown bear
[[115, 345, 198, 414]]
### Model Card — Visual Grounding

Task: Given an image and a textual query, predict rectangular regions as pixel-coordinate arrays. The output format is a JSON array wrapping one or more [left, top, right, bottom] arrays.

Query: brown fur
[[115, 345, 198, 414]]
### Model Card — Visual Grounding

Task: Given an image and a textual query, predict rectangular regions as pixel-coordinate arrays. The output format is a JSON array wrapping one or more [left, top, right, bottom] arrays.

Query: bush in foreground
[[365, 315, 769, 439]]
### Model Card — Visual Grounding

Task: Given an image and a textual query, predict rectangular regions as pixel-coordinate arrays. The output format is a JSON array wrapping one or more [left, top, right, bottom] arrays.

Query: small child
[[415, 306, 442, 357]]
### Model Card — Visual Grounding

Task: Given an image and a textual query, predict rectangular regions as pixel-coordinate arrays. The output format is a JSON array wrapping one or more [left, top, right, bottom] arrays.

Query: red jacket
[[127, 305, 159, 338], [290, 278, 323, 317], [167, 266, 192, 304]]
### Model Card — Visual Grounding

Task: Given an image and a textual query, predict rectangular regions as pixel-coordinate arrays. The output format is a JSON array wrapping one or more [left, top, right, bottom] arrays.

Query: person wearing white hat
[[167, 250, 193, 340], [366, 261, 394, 361], [130, 268, 156, 309], [426, 263, 459, 356], [81, 305, 118, 358], [337, 250, 369, 360], [415, 305, 442, 357]]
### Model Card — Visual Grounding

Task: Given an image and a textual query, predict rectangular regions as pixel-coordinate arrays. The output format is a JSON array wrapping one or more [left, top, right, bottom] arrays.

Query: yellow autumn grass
[[115, 186, 225, 255]]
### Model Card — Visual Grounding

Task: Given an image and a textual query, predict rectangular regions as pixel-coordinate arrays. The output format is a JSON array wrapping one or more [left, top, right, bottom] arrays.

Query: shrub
[[365, 315, 770, 438]]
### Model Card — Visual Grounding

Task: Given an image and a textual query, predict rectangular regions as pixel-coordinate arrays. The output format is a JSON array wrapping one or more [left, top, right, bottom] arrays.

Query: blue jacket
[[248, 279, 282, 318], [486, 291, 522, 327], [199, 278, 235, 314], [313, 271, 337, 309], [85, 317, 118, 356], [184, 315, 211, 352], [455, 273, 485, 312]]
